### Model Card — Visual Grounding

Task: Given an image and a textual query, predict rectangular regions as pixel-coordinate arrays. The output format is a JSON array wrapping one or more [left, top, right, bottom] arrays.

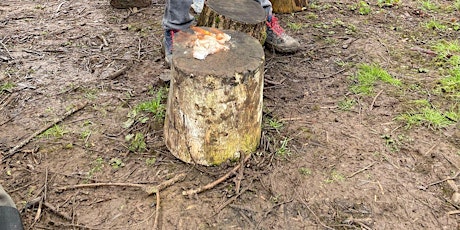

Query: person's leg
[[254, 0, 273, 17], [162, 0, 194, 64], [0, 185, 24, 230], [255, 0, 300, 53], [162, 0, 194, 31]]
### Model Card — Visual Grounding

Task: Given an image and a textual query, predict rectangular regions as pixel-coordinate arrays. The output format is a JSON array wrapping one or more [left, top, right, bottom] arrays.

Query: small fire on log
[[188, 27, 231, 60]]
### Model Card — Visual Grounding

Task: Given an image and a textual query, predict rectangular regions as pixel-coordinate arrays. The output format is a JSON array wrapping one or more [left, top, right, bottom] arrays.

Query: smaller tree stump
[[164, 29, 265, 166], [196, 0, 267, 44], [271, 0, 308, 13]]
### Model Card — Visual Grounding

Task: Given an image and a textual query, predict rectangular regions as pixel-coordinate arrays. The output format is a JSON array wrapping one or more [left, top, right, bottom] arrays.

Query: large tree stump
[[271, 0, 308, 13], [164, 29, 265, 166], [196, 0, 267, 44]]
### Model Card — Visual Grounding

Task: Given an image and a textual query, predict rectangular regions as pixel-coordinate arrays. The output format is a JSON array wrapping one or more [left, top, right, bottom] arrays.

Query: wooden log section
[[164, 29, 265, 166], [196, 0, 267, 44], [271, 0, 308, 13]]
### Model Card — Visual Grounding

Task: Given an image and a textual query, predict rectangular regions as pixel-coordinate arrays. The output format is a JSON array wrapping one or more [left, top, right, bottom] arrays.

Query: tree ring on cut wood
[[196, 0, 267, 44], [164, 29, 265, 166]]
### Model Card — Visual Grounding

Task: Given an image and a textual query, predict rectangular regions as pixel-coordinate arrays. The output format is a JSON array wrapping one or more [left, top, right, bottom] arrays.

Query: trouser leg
[[254, 0, 273, 16], [162, 0, 194, 31], [0, 185, 24, 230]]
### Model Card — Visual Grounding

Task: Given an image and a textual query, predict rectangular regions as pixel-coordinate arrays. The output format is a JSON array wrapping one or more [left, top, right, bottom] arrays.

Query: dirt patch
[[1, 0, 459, 229]]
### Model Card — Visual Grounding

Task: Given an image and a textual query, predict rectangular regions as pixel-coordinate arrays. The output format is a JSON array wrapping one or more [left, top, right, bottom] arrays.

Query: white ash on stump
[[163, 29, 265, 166], [196, 0, 267, 44]]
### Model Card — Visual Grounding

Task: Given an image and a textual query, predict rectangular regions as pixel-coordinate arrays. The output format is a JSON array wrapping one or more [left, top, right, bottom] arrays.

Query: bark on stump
[[271, 0, 308, 13], [164, 29, 265, 166], [109, 0, 151, 9], [196, 0, 267, 44]]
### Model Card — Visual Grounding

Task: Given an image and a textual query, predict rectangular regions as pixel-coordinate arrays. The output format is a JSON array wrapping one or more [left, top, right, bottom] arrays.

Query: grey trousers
[[0, 185, 23, 230], [162, 0, 272, 31]]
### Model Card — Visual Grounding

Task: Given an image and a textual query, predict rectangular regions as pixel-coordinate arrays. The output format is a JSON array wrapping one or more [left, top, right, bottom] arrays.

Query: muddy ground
[[1, 0, 460, 229]]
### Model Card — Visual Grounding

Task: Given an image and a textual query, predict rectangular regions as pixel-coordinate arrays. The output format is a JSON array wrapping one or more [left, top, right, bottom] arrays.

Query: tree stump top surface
[[205, 0, 266, 24], [173, 29, 265, 77]]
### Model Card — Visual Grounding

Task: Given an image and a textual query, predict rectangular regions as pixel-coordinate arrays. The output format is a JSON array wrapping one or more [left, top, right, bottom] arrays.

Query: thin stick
[[57, 182, 144, 192], [153, 191, 160, 230], [215, 187, 249, 214], [447, 210, 460, 215], [56, 173, 187, 196], [145, 173, 187, 195], [106, 65, 130, 80], [300, 199, 334, 230], [348, 162, 375, 178], [2, 102, 88, 163], [55, 1, 66, 13], [426, 171, 460, 187], [182, 153, 251, 196], [25, 195, 73, 221], [44, 202, 72, 221], [0, 40, 13, 60], [369, 90, 383, 111]]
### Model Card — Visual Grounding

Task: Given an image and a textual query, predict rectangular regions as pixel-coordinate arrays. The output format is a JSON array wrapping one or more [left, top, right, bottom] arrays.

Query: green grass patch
[[39, 125, 68, 138], [287, 22, 303, 31], [126, 132, 147, 152], [397, 106, 457, 129], [338, 98, 356, 111], [276, 137, 291, 157], [124, 88, 167, 129], [0, 82, 14, 93], [377, 0, 400, 7], [420, 0, 440, 11], [438, 67, 460, 94], [425, 18, 448, 31], [299, 167, 312, 176], [88, 157, 104, 179], [350, 63, 401, 95], [432, 40, 460, 60]]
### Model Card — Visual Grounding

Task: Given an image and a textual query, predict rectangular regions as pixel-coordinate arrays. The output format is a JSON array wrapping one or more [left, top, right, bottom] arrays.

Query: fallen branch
[[106, 65, 131, 80], [300, 199, 334, 230], [369, 90, 383, 111], [182, 153, 252, 196], [215, 187, 249, 214], [426, 171, 460, 188], [348, 162, 375, 178], [153, 191, 160, 230], [447, 210, 460, 215], [26, 197, 72, 221], [56, 173, 187, 196], [2, 102, 88, 163], [410, 46, 437, 56]]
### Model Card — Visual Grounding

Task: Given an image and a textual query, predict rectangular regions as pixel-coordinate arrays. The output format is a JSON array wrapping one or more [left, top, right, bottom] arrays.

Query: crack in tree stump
[[164, 29, 265, 166]]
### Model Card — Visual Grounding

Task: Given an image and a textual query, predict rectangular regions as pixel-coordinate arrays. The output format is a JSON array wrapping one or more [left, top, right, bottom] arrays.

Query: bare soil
[[1, 0, 460, 229]]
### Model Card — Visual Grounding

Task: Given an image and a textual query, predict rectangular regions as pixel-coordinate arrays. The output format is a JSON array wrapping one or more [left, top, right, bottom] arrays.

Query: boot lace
[[266, 16, 284, 36]]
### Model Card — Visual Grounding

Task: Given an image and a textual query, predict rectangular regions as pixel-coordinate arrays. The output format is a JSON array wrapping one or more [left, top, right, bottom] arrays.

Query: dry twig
[[348, 162, 375, 178], [57, 173, 186, 196], [300, 199, 334, 230], [182, 153, 251, 196], [369, 90, 383, 111], [153, 191, 160, 230], [106, 65, 131, 80], [426, 171, 460, 188], [2, 102, 88, 163]]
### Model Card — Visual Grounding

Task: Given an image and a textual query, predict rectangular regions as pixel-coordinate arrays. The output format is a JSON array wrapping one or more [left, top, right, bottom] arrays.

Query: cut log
[[109, 0, 151, 9], [271, 0, 308, 13], [164, 29, 265, 166], [196, 0, 267, 44]]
